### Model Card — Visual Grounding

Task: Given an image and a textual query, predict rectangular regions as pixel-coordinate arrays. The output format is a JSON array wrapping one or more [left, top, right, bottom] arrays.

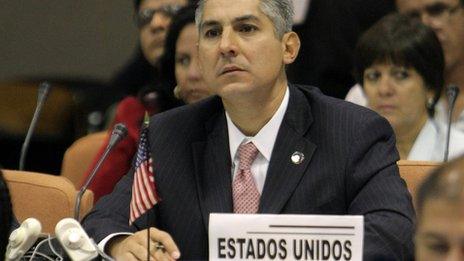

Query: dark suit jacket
[[83, 84, 414, 260]]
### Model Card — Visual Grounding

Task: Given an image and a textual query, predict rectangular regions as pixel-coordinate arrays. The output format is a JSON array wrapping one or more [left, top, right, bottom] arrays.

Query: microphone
[[19, 82, 52, 171], [55, 218, 98, 260], [5, 218, 42, 260], [74, 123, 128, 220], [444, 84, 460, 162]]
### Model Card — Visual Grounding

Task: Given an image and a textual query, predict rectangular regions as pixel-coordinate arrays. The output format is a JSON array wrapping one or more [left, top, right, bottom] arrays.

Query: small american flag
[[129, 115, 160, 225]]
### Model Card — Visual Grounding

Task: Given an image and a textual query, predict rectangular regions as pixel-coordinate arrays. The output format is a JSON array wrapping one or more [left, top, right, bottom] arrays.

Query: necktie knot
[[238, 142, 259, 170]]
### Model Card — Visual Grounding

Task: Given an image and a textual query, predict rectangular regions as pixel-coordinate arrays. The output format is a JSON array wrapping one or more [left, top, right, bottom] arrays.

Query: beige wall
[[0, 0, 138, 82]]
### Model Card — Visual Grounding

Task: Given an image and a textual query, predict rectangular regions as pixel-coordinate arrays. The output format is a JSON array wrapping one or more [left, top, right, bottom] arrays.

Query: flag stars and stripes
[[129, 126, 160, 225]]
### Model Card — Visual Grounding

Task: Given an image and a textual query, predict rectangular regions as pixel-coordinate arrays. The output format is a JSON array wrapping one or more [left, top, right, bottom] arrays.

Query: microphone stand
[[74, 123, 128, 220], [19, 82, 51, 170], [444, 85, 460, 162]]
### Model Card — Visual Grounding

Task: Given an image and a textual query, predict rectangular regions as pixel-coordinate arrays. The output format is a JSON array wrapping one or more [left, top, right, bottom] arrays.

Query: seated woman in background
[[82, 5, 210, 202], [353, 13, 464, 161], [415, 153, 464, 260]]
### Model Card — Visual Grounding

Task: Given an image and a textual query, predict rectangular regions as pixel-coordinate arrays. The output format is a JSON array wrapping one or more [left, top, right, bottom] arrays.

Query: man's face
[[138, 0, 188, 65], [416, 199, 464, 261], [197, 0, 299, 101], [396, 0, 464, 72]]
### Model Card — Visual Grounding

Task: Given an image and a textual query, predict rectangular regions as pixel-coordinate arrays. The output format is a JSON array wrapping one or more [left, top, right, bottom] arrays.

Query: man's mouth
[[220, 65, 244, 75]]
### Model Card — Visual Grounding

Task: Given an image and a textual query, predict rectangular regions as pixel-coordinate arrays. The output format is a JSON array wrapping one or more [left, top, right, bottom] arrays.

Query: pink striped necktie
[[233, 141, 260, 213]]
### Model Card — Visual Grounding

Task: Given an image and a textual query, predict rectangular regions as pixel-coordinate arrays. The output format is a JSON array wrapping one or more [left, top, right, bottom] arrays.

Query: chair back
[[61, 131, 107, 189], [398, 160, 440, 207], [2, 169, 93, 234]]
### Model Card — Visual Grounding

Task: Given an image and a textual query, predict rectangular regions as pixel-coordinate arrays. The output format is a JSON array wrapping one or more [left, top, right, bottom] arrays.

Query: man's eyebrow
[[200, 20, 220, 30], [422, 232, 446, 241], [200, 15, 260, 30], [233, 15, 260, 24]]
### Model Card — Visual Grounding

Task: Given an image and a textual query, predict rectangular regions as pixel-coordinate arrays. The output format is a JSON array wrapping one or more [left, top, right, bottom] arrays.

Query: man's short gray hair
[[195, 0, 294, 38]]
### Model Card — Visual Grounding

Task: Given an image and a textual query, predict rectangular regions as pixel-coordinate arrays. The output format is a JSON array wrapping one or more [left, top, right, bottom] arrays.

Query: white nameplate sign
[[209, 214, 363, 261]]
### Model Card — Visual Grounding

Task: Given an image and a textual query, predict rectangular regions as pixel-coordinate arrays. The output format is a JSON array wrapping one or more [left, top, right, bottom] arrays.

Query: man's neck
[[445, 61, 464, 121], [223, 81, 287, 137]]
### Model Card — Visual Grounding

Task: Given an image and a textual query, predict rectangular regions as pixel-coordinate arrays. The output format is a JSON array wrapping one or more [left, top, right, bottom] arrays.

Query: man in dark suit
[[82, 0, 415, 260]]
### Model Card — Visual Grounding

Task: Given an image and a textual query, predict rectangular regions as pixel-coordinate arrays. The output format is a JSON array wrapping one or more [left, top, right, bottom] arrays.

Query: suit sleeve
[[345, 114, 415, 260], [81, 167, 137, 243]]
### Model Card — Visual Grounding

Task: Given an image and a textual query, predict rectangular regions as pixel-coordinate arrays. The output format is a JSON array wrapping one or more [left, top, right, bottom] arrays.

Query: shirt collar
[[226, 87, 290, 162]]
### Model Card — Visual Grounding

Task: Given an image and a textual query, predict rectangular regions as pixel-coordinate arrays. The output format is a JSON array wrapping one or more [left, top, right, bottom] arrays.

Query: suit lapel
[[192, 86, 317, 226], [192, 108, 233, 231], [259, 85, 317, 213]]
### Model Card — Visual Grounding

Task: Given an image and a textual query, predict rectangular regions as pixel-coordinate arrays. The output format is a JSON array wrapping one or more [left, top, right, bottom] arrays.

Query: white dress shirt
[[408, 118, 464, 161], [226, 87, 290, 193], [345, 84, 367, 107]]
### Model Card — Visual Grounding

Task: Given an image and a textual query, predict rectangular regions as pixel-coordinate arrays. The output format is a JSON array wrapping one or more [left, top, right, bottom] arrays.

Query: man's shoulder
[[292, 84, 381, 122], [148, 96, 223, 134]]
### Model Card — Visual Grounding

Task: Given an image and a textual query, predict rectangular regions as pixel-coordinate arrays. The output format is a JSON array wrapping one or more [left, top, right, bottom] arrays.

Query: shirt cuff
[[98, 232, 133, 254]]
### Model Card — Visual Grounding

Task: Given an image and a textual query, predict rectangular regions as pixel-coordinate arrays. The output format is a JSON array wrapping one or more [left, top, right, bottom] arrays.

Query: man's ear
[[282, 32, 300, 65]]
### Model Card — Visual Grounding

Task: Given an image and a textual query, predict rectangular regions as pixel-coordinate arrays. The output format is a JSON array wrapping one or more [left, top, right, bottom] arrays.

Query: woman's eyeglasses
[[406, 2, 462, 24], [135, 5, 182, 28]]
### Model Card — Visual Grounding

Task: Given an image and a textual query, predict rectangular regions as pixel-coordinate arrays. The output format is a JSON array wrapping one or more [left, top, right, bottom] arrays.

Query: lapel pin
[[291, 151, 304, 164]]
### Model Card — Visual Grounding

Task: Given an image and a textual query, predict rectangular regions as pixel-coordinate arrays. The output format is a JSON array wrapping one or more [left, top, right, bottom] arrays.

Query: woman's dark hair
[[0, 170, 12, 260], [158, 4, 197, 99], [353, 13, 445, 116]]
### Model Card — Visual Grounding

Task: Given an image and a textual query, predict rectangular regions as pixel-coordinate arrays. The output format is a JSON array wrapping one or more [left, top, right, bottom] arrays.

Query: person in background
[[0, 170, 13, 260], [157, 5, 210, 104], [348, 0, 464, 131], [287, 0, 395, 99], [108, 0, 189, 102], [397, 0, 464, 132], [353, 13, 464, 161], [415, 153, 464, 260], [83, 4, 209, 202]]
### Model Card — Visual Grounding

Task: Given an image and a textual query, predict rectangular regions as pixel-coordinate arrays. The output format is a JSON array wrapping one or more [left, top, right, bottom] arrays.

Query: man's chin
[[214, 82, 256, 99]]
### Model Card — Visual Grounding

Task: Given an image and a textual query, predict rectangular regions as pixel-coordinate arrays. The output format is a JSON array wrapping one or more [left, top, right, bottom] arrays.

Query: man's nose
[[219, 29, 239, 58], [149, 13, 171, 33]]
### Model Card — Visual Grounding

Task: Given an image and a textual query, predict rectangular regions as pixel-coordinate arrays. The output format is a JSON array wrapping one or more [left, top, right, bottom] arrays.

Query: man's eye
[[239, 24, 258, 33], [204, 29, 221, 38], [426, 242, 449, 254]]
